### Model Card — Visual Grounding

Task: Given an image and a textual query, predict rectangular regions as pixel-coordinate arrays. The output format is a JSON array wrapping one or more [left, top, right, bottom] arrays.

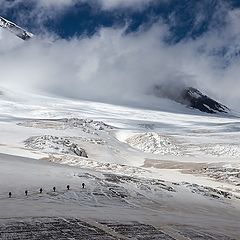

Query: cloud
[[0, 23, 231, 107], [0, 0, 74, 8], [0, 0, 156, 11], [36, 0, 156, 9], [37, 0, 75, 8], [98, 0, 156, 10], [0, 0, 159, 36], [1, 1, 240, 111]]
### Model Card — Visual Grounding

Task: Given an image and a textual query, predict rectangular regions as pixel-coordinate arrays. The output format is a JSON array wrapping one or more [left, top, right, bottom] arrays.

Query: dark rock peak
[[182, 87, 229, 114], [153, 85, 229, 114]]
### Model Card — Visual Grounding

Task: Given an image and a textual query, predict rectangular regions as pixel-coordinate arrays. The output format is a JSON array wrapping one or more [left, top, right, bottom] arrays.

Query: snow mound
[[60, 118, 114, 130], [126, 132, 182, 156], [201, 144, 240, 157], [19, 118, 114, 133], [24, 135, 88, 158]]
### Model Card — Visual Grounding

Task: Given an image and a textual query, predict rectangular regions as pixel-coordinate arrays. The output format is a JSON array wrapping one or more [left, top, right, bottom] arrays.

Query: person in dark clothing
[[82, 183, 85, 189], [9, 192, 12, 198], [25, 190, 28, 196], [67, 185, 70, 190], [40, 188, 43, 194], [53, 187, 56, 192]]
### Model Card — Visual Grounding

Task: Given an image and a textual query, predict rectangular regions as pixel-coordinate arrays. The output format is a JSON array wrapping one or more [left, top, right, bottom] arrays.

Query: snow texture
[[126, 132, 182, 156], [24, 135, 88, 158]]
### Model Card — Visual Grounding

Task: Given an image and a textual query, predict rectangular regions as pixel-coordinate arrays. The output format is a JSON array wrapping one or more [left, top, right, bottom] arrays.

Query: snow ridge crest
[[0, 16, 33, 40]]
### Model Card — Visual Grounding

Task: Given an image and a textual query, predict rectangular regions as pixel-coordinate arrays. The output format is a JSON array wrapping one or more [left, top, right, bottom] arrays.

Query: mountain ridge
[[153, 85, 230, 114], [0, 16, 33, 40]]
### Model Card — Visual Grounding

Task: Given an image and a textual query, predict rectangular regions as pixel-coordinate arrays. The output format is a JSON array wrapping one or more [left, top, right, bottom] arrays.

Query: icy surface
[[1, 217, 234, 240]]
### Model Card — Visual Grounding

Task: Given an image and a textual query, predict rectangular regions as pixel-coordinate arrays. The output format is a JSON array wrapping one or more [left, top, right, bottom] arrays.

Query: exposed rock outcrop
[[153, 85, 229, 114], [24, 135, 88, 158]]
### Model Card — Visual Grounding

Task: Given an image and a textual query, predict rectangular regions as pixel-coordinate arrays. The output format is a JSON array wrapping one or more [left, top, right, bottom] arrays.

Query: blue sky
[[0, 0, 237, 41]]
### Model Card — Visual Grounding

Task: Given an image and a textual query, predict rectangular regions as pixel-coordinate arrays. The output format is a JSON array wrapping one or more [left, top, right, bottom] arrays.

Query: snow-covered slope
[[0, 89, 239, 238], [0, 16, 33, 40]]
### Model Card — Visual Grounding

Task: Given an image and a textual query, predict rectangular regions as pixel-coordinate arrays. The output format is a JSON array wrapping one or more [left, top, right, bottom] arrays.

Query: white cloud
[[0, 22, 233, 108], [37, 0, 75, 7], [35, 0, 156, 9], [1, 1, 240, 110], [0, 0, 158, 35], [98, 0, 156, 10], [0, 0, 156, 10]]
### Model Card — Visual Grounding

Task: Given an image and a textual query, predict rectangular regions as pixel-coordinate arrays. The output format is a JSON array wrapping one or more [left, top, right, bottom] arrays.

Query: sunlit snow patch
[[126, 132, 182, 156]]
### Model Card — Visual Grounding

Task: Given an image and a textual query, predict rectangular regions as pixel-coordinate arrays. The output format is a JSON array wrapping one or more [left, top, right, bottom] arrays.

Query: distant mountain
[[153, 85, 229, 114], [0, 16, 33, 40]]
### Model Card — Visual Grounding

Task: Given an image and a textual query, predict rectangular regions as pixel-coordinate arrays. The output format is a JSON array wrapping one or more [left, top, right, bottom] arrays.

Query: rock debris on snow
[[24, 135, 88, 158]]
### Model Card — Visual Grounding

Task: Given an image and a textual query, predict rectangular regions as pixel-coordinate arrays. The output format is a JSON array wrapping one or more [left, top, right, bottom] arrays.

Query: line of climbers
[[8, 183, 85, 198]]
